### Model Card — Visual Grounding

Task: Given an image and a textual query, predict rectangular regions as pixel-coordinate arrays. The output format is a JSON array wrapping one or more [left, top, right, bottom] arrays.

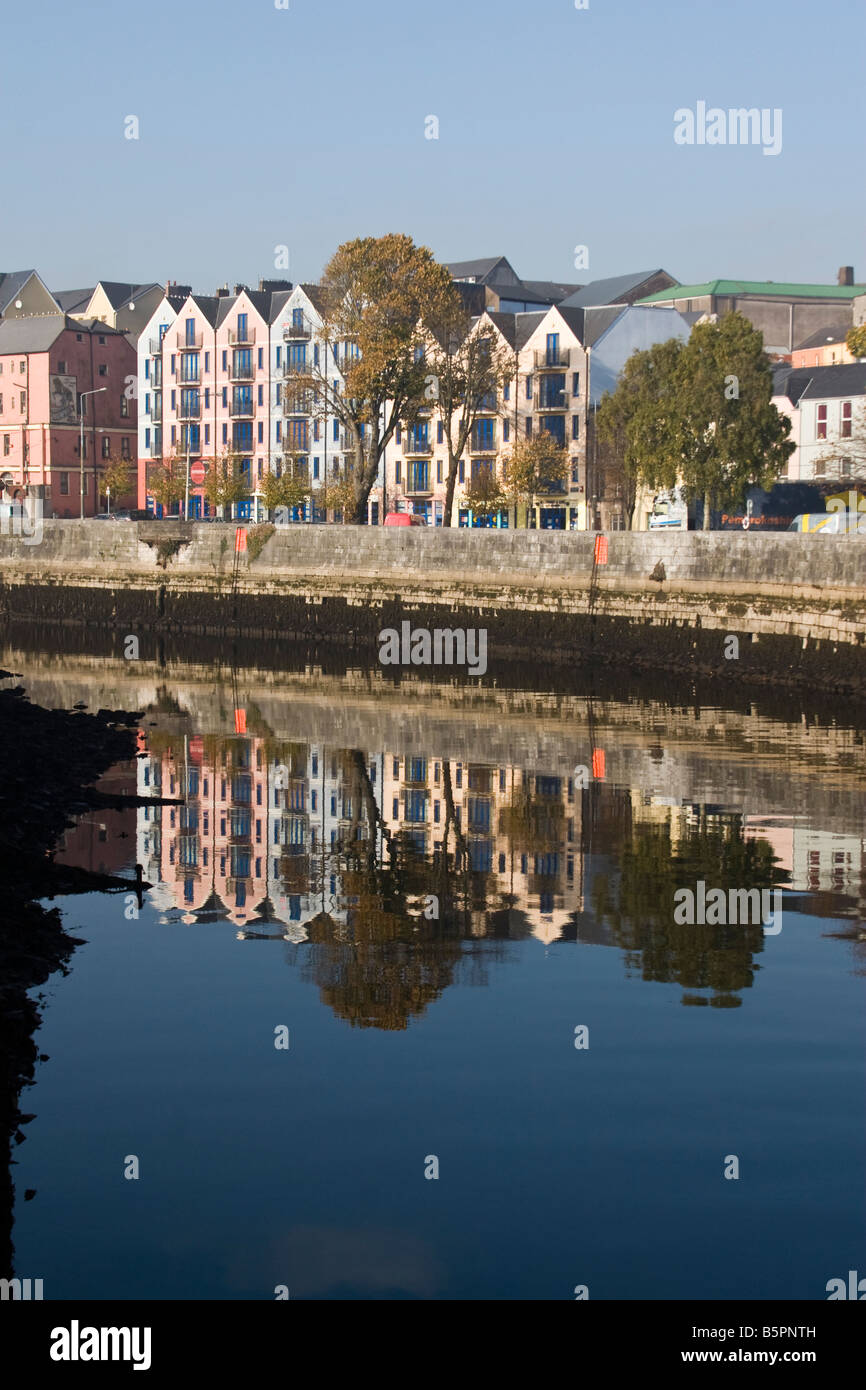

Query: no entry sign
[[189, 461, 206, 485]]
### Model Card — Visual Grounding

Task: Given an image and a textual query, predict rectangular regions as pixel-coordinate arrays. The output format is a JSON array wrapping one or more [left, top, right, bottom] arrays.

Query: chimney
[[838, 266, 854, 286]]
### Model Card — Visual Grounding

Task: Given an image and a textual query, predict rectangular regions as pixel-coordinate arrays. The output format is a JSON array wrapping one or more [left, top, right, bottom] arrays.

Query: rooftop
[[641, 280, 866, 303]]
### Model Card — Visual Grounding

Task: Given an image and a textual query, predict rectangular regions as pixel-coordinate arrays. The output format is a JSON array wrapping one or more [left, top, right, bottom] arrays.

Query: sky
[[2, 0, 864, 295]]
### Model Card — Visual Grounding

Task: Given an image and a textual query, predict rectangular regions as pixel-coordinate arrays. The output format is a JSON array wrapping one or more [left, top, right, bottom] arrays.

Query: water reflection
[[135, 725, 864, 1024]]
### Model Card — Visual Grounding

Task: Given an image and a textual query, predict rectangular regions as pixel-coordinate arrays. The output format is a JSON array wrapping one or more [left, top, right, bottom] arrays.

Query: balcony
[[283, 397, 311, 416], [536, 392, 569, 411], [534, 348, 570, 370], [282, 360, 310, 378], [404, 481, 433, 497], [151, 362, 162, 388], [149, 337, 166, 357], [403, 437, 432, 455], [178, 399, 201, 420], [230, 362, 255, 381], [177, 331, 203, 351], [230, 399, 255, 418], [469, 434, 497, 453], [178, 366, 201, 385], [283, 323, 311, 340], [229, 327, 257, 346]]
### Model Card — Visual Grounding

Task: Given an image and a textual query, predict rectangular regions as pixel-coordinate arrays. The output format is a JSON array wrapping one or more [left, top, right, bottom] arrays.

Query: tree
[[291, 234, 456, 524], [99, 458, 134, 511], [204, 450, 250, 516], [321, 472, 357, 522], [261, 453, 311, 519], [596, 316, 795, 529], [595, 337, 685, 527], [677, 314, 795, 528], [422, 303, 512, 526], [147, 454, 186, 513], [463, 462, 506, 520], [502, 433, 570, 524], [846, 324, 866, 359]]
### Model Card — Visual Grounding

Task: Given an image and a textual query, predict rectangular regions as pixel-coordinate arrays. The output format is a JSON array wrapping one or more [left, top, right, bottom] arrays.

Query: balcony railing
[[151, 363, 163, 388], [230, 399, 255, 417], [178, 400, 201, 420], [149, 337, 166, 356], [230, 362, 255, 381], [177, 331, 203, 351], [403, 437, 432, 455], [178, 367, 201, 385], [404, 481, 433, 496], [229, 327, 257, 345], [282, 360, 310, 377], [283, 396, 312, 415], [534, 348, 570, 370], [283, 323, 311, 339], [469, 435, 497, 452], [536, 391, 570, 411]]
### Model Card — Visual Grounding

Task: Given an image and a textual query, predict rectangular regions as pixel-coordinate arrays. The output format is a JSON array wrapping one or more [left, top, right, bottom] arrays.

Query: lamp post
[[79, 387, 107, 519]]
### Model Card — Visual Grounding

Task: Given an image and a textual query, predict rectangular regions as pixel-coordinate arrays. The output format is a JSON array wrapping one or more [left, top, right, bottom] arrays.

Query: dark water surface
[[4, 640, 864, 1300]]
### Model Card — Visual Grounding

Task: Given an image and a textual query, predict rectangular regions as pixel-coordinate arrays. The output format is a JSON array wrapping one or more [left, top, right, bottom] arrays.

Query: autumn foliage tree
[[291, 234, 457, 524], [502, 433, 570, 523]]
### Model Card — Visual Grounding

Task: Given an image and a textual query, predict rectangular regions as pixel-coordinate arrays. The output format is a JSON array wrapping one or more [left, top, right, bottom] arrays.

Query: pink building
[[0, 315, 137, 516]]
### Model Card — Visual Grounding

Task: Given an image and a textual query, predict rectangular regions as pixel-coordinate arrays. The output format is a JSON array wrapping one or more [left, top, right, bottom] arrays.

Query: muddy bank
[[0, 677, 143, 1279]]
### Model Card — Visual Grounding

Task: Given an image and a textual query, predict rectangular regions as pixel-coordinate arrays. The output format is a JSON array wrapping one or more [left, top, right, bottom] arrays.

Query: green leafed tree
[[845, 324, 866, 359], [147, 454, 186, 512], [463, 461, 506, 519], [261, 453, 311, 519]]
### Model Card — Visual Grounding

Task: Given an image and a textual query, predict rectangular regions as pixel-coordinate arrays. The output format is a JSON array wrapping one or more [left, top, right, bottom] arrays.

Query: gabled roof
[[793, 323, 852, 352], [447, 256, 516, 284], [268, 290, 293, 321], [53, 287, 95, 313], [514, 311, 546, 350], [798, 363, 866, 400], [521, 279, 583, 302], [0, 270, 39, 311], [0, 313, 128, 352], [641, 280, 866, 303], [560, 270, 674, 310], [772, 363, 866, 404], [96, 280, 160, 308]]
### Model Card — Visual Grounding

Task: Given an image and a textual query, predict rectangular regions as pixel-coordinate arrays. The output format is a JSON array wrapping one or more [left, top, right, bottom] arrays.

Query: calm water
[[5, 643, 864, 1300]]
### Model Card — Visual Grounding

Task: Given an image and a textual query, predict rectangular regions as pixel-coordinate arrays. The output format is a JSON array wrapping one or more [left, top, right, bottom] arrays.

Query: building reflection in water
[[135, 731, 864, 1024]]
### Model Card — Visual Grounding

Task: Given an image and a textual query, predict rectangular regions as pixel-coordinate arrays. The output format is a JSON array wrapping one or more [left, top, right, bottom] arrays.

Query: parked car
[[787, 512, 863, 534], [384, 511, 426, 527], [93, 511, 134, 521]]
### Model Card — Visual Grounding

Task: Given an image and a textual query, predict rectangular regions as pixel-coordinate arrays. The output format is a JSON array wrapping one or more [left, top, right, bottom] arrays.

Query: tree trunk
[[702, 491, 711, 530], [441, 449, 459, 527]]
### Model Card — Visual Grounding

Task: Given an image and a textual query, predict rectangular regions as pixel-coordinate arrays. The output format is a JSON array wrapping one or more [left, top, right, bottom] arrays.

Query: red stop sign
[[189, 461, 206, 485]]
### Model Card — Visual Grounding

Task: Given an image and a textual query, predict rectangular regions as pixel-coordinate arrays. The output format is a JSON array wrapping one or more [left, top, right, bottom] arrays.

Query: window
[[546, 332, 559, 365], [313, 344, 320, 367], [0, 394, 3, 412], [120, 394, 128, 417], [292, 307, 304, 329], [97, 336, 106, 346], [571, 462, 580, 485], [395, 460, 401, 483], [257, 384, 263, 406], [275, 421, 281, 443], [60, 471, 69, 494], [816, 404, 827, 440], [76, 333, 83, 342], [503, 419, 510, 443], [503, 381, 510, 401], [841, 401, 852, 437], [458, 459, 465, 483], [313, 458, 319, 480], [102, 436, 111, 458], [170, 390, 176, 409], [121, 437, 130, 458], [144, 427, 150, 448], [204, 424, 210, 444], [333, 418, 339, 442], [395, 424, 402, 444], [222, 423, 228, 444], [436, 459, 443, 483], [525, 416, 532, 437], [257, 421, 264, 443], [572, 372, 580, 396], [20, 392, 26, 412], [170, 354, 176, 373], [204, 352, 210, 373], [257, 347, 263, 369], [221, 350, 228, 372], [572, 415, 580, 440], [19, 361, 25, 373], [525, 375, 533, 400], [237, 313, 248, 340], [221, 386, 228, 407], [57, 360, 67, 374]]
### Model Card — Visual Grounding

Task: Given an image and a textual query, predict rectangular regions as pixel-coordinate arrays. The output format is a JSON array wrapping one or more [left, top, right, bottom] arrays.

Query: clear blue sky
[[3, 0, 864, 293]]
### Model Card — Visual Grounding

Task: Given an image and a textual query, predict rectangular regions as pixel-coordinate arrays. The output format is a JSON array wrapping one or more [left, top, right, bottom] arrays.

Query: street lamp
[[79, 387, 107, 519]]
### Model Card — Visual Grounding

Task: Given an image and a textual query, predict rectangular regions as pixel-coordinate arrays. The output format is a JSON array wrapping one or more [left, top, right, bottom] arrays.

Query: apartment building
[[772, 364, 866, 481], [0, 314, 137, 516]]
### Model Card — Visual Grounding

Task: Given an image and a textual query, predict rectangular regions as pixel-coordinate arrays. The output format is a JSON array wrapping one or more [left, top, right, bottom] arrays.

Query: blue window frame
[[525, 375, 532, 400], [237, 313, 248, 340], [257, 421, 264, 443], [257, 347, 263, 369], [221, 350, 228, 371], [437, 421, 444, 443], [288, 344, 306, 369], [540, 414, 566, 445], [503, 381, 510, 401], [204, 352, 209, 372], [471, 418, 495, 450], [185, 317, 196, 345], [276, 421, 281, 442], [572, 372, 579, 396], [144, 427, 150, 447], [408, 459, 429, 492], [538, 373, 565, 409], [546, 332, 559, 364], [503, 420, 510, 442], [572, 415, 580, 440], [333, 419, 339, 442], [144, 359, 150, 381]]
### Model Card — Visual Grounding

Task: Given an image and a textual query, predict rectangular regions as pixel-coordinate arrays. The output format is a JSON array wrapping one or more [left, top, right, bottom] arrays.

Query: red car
[[383, 512, 426, 527]]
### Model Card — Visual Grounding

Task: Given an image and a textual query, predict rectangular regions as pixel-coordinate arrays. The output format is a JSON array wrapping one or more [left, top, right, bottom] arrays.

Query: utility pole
[[79, 387, 107, 519]]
